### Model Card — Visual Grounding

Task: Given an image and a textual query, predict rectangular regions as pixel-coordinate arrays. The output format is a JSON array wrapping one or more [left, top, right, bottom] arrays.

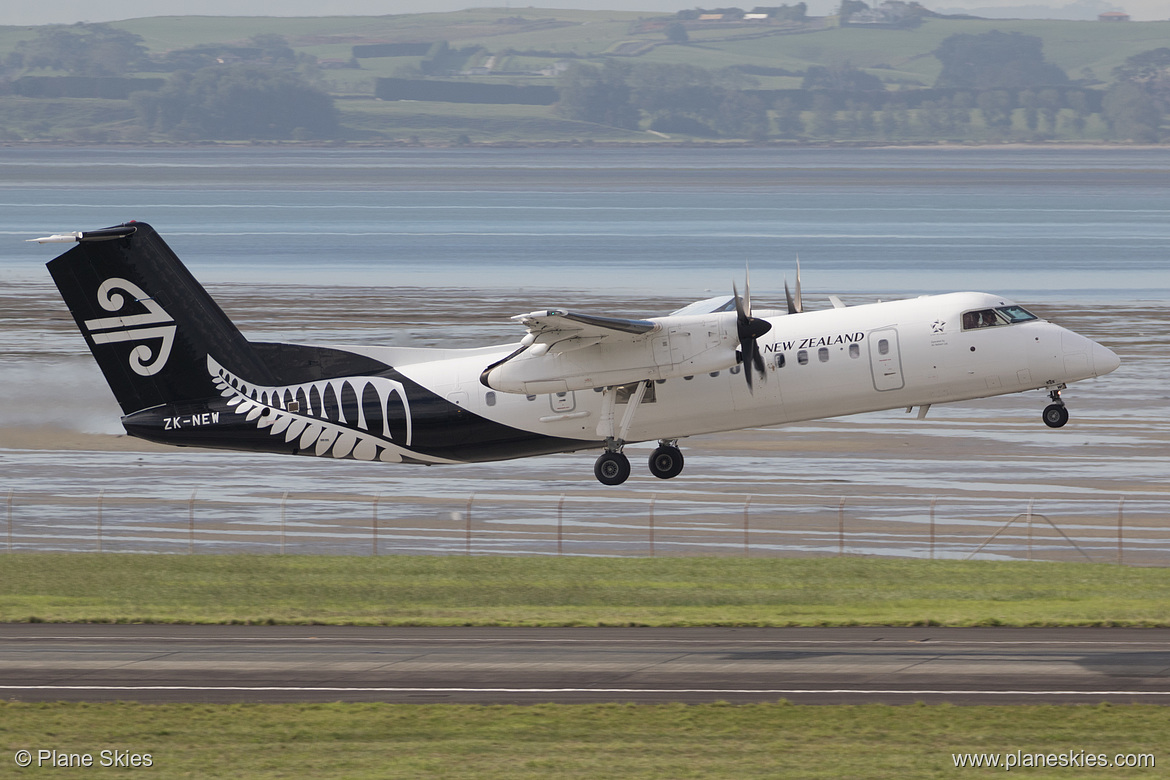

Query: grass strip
[[1, 554, 1169, 626], [0, 701, 1165, 778]]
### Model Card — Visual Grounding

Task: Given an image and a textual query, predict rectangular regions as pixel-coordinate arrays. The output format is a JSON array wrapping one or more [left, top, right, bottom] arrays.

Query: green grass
[[0, 701, 1164, 778], [109, 9, 648, 54], [2, 554, 1169, 626]]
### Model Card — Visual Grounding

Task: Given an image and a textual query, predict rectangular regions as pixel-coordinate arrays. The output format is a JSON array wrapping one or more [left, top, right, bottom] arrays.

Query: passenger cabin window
[[797, 350, 809, 365], [962, 305, 1038, 331], [878, 339, 890, 355], [818, 347, 829, 363], [849, 343, 860, 359], [775, 354, 786, 369]]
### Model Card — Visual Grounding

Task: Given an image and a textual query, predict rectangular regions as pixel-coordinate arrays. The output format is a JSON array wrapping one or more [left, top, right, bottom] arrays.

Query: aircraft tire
[[595, 451, 631, 486], [648, 446, 684, 480], [1042, 403, 1069, 428]]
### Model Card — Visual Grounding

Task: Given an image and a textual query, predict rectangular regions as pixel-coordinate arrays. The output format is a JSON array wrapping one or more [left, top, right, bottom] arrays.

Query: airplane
[[35, 222, 1120, 486]]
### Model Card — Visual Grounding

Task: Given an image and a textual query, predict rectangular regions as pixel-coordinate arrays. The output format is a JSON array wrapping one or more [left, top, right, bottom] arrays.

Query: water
[[1, 146, 1168, 561], [2, 146, 1169, 298]]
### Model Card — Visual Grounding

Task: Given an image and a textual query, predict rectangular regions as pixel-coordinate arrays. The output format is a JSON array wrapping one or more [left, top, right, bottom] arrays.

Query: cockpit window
[[961, 305, 1038, 330], [962, 309, 1000, 329], [997, 305, 1037, 324]]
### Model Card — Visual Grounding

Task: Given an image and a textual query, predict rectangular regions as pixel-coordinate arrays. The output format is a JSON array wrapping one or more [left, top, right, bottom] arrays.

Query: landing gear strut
[[1042, 387, 1069, 429], [593, 382, 649, 486], [649, 440, 684, 480], [592, 382, 687, 485]]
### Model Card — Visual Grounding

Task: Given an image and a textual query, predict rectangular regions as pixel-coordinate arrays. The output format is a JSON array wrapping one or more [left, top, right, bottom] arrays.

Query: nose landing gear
[[1042, 387, 1069, 428]]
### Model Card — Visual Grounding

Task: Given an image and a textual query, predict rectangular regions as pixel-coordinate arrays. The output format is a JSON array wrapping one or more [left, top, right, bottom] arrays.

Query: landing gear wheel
[[1043, 403, 1069, 428], [648, 446, 684, 480], [594, 451, 631, 486]]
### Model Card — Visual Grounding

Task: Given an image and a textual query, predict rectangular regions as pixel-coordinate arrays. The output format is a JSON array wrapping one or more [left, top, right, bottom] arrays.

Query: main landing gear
[[1042, 387, 1070, 429], [594, 448, 631, 486], [593, 440, 685, 486], [592, 381, 685, 485], [649, 441, 684, 480]]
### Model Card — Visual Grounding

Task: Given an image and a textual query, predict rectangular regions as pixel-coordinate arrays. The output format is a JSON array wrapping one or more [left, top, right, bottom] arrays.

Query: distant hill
[[0, 8, 1167, 144]]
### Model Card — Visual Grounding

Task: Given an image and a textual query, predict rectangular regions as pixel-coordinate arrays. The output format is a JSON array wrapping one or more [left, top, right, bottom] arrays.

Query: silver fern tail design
[[208, 356, 456, 464]]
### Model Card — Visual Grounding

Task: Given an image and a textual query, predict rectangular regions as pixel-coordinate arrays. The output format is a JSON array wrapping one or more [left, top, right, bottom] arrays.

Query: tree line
[[2, 23, 337, 140], [557, 61, 770, 139], [555, 30, 1169, 142]]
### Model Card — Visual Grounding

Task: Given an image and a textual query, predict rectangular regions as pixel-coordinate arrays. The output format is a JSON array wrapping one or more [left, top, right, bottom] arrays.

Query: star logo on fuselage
[[931, 320, 946, 334]]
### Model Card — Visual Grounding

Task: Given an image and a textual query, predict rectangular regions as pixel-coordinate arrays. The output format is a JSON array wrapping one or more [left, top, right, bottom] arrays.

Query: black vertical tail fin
[[45, 222, 275, 415]]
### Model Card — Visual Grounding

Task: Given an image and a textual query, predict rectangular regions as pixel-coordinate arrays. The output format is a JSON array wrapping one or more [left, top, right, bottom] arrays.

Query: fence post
[[372, 491, 382, 557], [97, 488, 104, 553], [280, 491, 288, 555], [465, 494, 474, 556], [1117, 496, 1125, 567], [557, 494, 565, 556], [188, 489, 197, 554], [743, 495, 752, 557], [1026, 498, 1034, 562], [837, 498, 845, 557], [648, 494, 656, 557], [6, 488, 12, 553], [929, 496, 937, 560]]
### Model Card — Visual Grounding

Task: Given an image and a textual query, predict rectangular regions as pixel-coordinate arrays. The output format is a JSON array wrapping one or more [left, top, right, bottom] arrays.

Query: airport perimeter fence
[[3, 486, 1168, 566]]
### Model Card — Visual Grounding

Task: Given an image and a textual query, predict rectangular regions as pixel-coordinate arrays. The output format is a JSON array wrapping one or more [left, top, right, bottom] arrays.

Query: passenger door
[[868, 328, 905, 391]]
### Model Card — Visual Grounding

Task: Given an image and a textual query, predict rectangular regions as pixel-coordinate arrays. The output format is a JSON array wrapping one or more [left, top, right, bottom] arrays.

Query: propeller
[[784, 256, 804, 315], [733, 271, 772, 392]]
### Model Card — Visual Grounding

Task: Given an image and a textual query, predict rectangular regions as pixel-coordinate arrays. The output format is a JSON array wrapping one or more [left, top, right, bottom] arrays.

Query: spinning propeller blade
[[733, 273, 771, 392]]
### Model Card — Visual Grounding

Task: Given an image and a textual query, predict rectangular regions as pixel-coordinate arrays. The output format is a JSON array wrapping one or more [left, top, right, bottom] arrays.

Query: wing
[[485, 307, 738, 395], [513, 309, 659, 344]]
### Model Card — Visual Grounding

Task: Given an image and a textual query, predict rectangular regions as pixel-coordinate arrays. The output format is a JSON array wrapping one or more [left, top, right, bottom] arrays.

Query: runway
[[3, 625, 1169, 705]]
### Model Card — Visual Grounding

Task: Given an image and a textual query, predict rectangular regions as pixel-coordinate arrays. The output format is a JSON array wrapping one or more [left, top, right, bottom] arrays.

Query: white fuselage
[[344, 292, 1119, 454]]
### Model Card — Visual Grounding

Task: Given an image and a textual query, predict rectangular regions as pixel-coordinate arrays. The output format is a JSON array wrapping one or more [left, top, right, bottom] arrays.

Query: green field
[[4, 555, 1167, 777], [3, 554, 1169, 626], [94, 13, 1170, 91], [0, 700, 1164, 778], [5, 11, 1166, 92]]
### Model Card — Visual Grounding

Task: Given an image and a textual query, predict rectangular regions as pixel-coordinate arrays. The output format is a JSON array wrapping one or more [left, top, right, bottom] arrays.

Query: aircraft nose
[[1093, 341, 1121, 376]]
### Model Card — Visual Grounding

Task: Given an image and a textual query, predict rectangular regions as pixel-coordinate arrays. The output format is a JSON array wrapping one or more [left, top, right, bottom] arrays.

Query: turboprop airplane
[[36, 222, 1120, 486]]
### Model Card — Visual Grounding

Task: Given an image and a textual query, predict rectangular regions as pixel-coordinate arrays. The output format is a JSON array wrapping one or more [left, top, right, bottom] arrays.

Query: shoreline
[[3, 140, 1168, 151]]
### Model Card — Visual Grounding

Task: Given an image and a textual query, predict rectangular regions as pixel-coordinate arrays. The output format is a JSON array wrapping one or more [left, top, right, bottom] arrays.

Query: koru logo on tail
[[83, 278, 176, 376]]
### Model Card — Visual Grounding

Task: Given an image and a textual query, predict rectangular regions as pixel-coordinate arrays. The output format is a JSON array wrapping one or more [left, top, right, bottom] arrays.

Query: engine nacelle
[[484, 313, 740, 394]]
